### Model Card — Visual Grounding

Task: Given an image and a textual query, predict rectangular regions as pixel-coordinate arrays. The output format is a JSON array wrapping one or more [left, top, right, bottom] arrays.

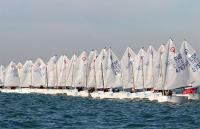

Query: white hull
[[66, 89, 79, 96], [148, 92, 162, 101], [188, 93, 200, 100], [99, 91, 117, 99], [137, 91, 153, 99], [77, 90, 90, 97], [90, 91, 101, 99], [0, 88, 31, 94], [116, 91, 133, 99], [98, 91, 134, 99], [158, 95, 188, 104], [0, 88, 69, 95], [130, 92, 141, 99], [175, 93, 200, 101]]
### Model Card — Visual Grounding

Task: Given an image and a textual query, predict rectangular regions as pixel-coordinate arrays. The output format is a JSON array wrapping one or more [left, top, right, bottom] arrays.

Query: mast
[[31, 64, 33, 87], [151, 48, 155, 90], [85, 62, 88, 88], [163, 41, 172, 93], [46, 66, 48, 88], [128, 48, 135, 92], [131, 62, 135, 92], [56, 62, 58, 88], [141, 53, 145, 91], [71, 57, 75, 87], [160, 50, 164, 94], [101, 62, 105, 90], [94, 57, 97, 91], [18, 65, 22, 87], [64, 59, 67, 87]]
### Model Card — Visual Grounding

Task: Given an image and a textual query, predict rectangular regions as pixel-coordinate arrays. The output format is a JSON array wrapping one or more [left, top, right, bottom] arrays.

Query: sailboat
[[90, 48, 107, 98], [87, 50, 98, 95], [133, 48, 147, 99], [17, 60, 34, 93], [99, 47, 122, 99], [30, 58, 47, 94], [54, 55, 70, 94], [73, 51, 90, 97], [179, 41, 200, 100], [43, 56, 58, 94], [47, 56, 57, 87], [57, 55, 69, 88], [2, 62, 20, 93], [138, 46, 157, 99], [21, 60, 33, 87], [65, 54, 79, 96], [0, 65, 5, 87], [120, 47, 137, 99], [157, 39, 188, 103], [32, 58, 47, 87], [148, 45, 165, 101]]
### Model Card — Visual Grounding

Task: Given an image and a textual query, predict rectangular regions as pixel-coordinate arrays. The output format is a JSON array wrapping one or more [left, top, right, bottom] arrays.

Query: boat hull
[[148, 92, 162, 101], [78, 90, 90, 97], [90, 91, 101, 98], [188, 93, 200, 100], [158, 95, 187, 104]]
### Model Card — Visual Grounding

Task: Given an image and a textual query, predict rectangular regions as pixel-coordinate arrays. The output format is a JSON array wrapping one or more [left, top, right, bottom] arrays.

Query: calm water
[[0, 93, 200, 129]]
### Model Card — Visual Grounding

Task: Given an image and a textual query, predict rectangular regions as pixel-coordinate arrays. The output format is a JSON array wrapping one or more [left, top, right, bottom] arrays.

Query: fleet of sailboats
[[0, 39, 200, 103]]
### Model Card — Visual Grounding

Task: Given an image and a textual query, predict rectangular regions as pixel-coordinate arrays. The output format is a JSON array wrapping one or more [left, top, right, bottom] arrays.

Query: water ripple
[[0, 93, 200, 129]]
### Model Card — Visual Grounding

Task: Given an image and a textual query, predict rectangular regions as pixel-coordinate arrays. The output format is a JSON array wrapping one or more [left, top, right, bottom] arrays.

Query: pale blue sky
[[0, 0, 200, 65]]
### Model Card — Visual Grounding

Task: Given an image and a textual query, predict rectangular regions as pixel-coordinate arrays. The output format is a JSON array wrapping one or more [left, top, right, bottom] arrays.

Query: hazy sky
[[0, 0, 200, 65]]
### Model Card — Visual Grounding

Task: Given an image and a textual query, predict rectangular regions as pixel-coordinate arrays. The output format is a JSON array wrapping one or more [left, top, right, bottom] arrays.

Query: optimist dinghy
[[176, 87, 200, 100], [179, 41, 200, 100], [155, 40, 189, 103], [3, 61, 20, 93]]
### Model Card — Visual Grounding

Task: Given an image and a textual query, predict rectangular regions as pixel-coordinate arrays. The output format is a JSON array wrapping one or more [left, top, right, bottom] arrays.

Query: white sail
[[4, 62, 20, 87], [144, 46, 156, 88], [87, 50, 98, 88], [47, 56, 57, 87], [0, 65, 5, 86], [153, 44, 166, 90], [56, 55, 64, 85], [21, 60, 33, 87], [17, 62, 23, 84], [180, 41, 200, 87], [66, 54, 77, 86], [163, 39, 189, 90], [73, 51, 88, 87], [121, 47, 136, 89], [134, 48, 146, 89], [95, 48, 107, 89], [104, 48, 121, 88], [32, 58, 47, 87], [57, 55, 70, 86]]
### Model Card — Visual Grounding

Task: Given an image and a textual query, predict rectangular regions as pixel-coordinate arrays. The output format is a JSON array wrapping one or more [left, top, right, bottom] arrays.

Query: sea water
[[0, 93, 199, 129]]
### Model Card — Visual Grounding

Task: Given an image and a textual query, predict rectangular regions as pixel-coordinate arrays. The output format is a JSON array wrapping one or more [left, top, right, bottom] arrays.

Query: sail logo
[[82, 57, 86, 61], [170, 47, 176, 53], [174, 54, 186, 73], [184, 49, 189, 56], [187, 53, 200, 72], [64, 59, 67, 64], [111, 60, 121, 75], [13, 69, 19, 78], [128, 53, 131, 58], [127, 60, 134, 69]]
